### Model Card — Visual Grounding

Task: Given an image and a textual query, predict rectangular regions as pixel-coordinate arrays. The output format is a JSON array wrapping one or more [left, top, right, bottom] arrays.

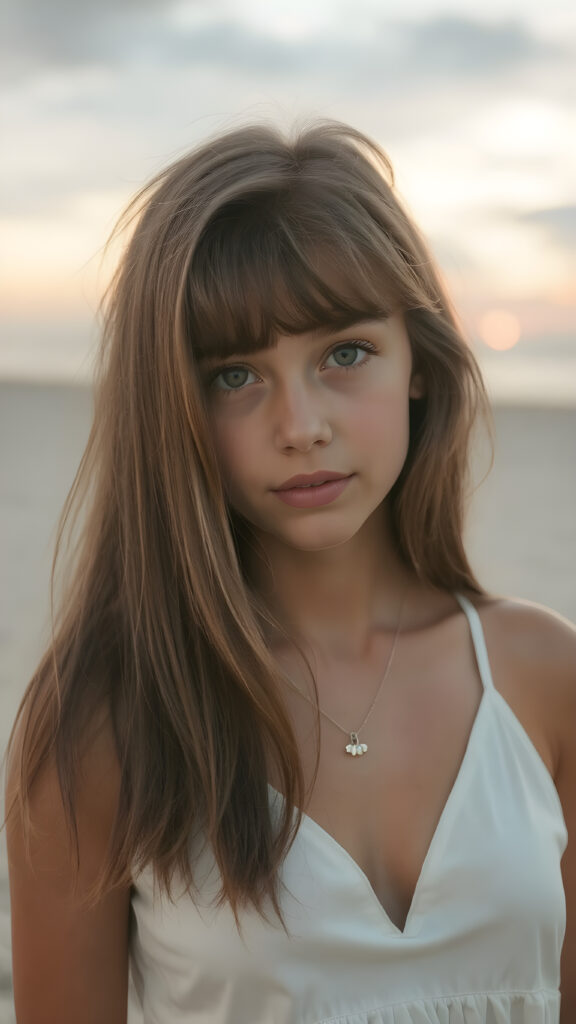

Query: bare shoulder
[[7, 703, 123, 851], [476, 594, 576, 669], [473, 594, 576, 773]]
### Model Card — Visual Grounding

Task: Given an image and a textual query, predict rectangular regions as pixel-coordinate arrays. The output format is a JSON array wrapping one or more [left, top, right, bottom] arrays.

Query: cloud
[[3, 6, 573, 227], [3, 1, 169, 72], [519, 205, 576, 246], [164, 15, 562, 79], [3, 3, 306, 79], [400, 15, 558, 74], [2, 4, 566, 83]]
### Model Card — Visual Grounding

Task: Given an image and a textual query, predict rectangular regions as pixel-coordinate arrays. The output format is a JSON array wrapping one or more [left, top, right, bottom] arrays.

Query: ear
[[409, 372, 425, 399]]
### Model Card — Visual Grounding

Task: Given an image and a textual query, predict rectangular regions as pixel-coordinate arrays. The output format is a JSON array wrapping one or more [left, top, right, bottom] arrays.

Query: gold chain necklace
[[283, 589, 408, 758]]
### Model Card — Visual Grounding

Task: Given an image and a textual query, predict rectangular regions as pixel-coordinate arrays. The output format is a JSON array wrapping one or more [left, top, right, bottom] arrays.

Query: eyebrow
[[195, 315, 390, 363]]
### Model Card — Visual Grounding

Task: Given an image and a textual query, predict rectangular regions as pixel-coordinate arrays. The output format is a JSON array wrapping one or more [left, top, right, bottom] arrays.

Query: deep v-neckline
[[270, 686, 490, 938], [269, 593, 495, 936]]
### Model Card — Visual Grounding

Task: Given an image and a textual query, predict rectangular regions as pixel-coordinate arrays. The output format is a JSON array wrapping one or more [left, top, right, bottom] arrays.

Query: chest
[[275, 621, 556, 932]]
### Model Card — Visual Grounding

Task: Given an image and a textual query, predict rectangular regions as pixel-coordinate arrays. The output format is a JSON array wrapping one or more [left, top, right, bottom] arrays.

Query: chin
[[273, 521, 366, 553]]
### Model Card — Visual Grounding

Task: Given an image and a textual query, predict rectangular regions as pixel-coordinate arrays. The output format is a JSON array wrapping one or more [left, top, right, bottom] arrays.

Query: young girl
[[6, 120, 575, 1023]]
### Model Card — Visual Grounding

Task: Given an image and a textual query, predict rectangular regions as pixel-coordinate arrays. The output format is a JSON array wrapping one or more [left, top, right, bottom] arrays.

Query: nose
[[273, 378, 332, 453]]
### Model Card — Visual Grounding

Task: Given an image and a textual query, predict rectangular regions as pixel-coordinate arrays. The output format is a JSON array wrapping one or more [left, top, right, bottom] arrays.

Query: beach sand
[[0, 381, 574, 1021]]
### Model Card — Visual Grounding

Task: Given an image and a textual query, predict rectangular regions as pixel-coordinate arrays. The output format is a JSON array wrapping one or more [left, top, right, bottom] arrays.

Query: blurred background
[[1, 1, 575, 1019], [2, 0, 576, 392]]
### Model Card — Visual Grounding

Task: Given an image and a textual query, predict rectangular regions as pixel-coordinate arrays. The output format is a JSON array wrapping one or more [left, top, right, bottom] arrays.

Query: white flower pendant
[[345, 732, 368, 756]]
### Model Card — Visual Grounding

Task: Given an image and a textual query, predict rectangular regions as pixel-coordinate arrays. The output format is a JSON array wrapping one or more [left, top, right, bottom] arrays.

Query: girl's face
[[202, 313, 422, 554]]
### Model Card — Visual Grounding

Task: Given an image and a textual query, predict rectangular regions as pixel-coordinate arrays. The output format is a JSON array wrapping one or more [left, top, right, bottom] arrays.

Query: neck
[[245, 507, 414, 662]]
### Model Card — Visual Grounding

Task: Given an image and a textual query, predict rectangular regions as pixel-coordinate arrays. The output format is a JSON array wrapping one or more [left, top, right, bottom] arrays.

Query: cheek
[[350, 389, 411, 454], [212, 422, 235, 474], [213, 416, 249, 469], [211, 420, 261, 506]]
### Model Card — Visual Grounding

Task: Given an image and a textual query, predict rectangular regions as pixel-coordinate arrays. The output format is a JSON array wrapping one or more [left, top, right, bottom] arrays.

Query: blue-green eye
[[325, 342, 374, 369], [212, 366, 257, 392]]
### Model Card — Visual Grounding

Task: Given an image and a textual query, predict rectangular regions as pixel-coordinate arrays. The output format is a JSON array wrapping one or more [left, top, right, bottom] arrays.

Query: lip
[[272, 473, 354, 509], [274, 471, 351, 491]]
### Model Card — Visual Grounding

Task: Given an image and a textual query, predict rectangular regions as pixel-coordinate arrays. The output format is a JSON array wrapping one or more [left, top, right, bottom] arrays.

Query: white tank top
[[130, 594, 568, 1022]]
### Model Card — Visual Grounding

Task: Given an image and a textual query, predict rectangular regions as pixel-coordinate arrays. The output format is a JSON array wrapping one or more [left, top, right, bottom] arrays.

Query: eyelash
[[207, 340, 377, 395]]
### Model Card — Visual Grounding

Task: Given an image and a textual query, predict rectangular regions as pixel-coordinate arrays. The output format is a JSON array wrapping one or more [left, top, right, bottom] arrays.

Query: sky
[[2, 0, 575, 401]]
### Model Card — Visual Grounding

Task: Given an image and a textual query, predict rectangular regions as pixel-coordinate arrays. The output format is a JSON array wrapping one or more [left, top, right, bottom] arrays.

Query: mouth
[[274, 471, 351, 492], [272, 473, 354, 509]]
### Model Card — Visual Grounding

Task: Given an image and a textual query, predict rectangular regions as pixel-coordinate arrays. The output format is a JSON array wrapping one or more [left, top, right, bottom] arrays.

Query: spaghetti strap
[[454, 592, 495, 692]]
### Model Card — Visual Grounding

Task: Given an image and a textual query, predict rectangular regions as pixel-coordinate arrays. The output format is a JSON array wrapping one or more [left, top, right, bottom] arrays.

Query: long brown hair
[[6, 120, 490, 919]]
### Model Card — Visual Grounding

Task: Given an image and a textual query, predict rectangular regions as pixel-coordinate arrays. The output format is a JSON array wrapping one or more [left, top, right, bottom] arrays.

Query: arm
[[6, 720, 131, 1024], [555, 636, 576, 1017]]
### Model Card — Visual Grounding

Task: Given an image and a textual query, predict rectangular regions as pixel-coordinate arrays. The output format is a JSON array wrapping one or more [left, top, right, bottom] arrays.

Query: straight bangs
[[185, 188, 419, 361]]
